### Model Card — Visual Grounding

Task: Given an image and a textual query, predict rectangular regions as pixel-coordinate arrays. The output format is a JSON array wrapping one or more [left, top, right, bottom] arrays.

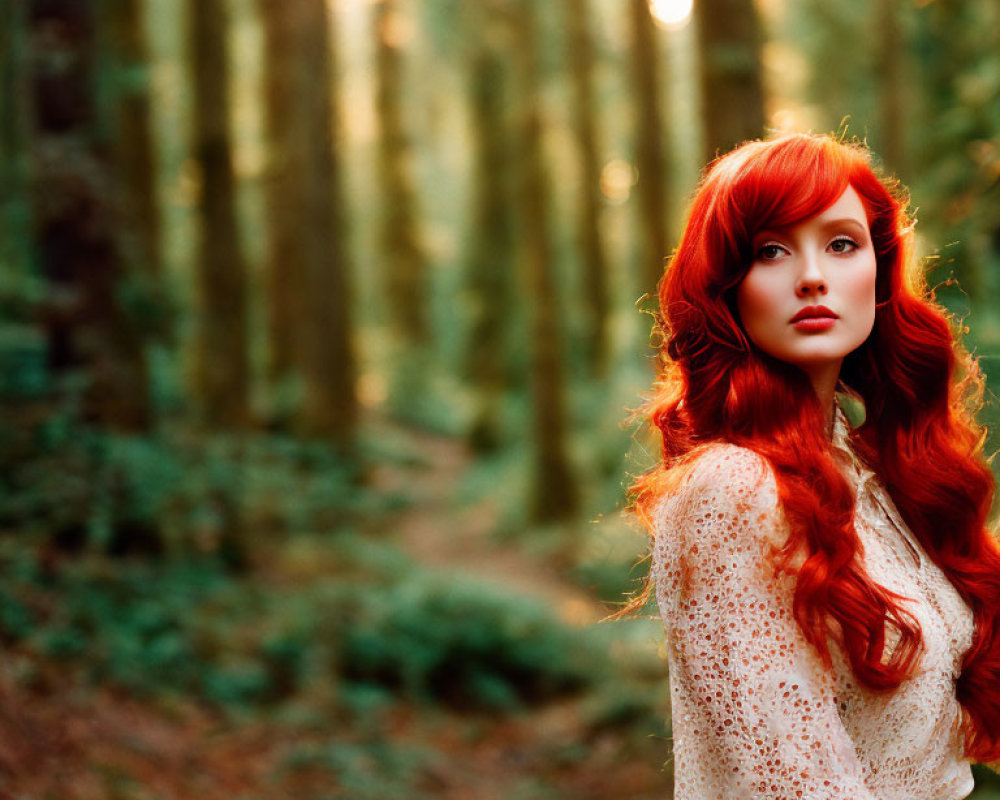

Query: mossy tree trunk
[[0, 0, 31, 281], [695, 0, 766, 162], [187, 0, 248, 568], [29, 0, 152, 432], [259, 0, 357, 448], [105, 0, 162, 279], [187, 0, 250, 429], [27, 0, 161, 555], [565, 0, 610, 377], [295, 0, 356, 446], [462, 41, 516, 454], [259, 0, 302, 391], [513, 0, 578, 524], [373, 0, 431, 415]]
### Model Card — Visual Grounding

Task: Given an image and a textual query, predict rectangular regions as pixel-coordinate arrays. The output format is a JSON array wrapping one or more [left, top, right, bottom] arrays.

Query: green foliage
[[572, 553, 648, 607], [339, 572, 604, 711], [972, 763, 1000, 799], [0, 554, 311, 706], [0, 536, 614, 722], [20, 560, 223, 692], [0, 323, 47, 399], [582, 680, 668, 741], [0, 411, 180, 553], [0, 402, 376, 555], [0, 587, 33, 641]]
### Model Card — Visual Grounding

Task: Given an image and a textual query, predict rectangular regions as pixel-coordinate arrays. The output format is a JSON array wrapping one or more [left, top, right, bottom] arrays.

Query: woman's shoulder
[[674, 441, 776, 499], [651, 442, 789, 583], [652, 442, 782, 541]]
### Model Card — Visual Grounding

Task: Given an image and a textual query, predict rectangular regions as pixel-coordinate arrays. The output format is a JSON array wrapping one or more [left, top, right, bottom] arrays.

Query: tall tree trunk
[[462, 44, 516, 453], [565, 0, 610, 377], [105, 0, 162, 278], [29, 0, 151, 432], [628, 0, 672, 298], [188, 0, 250, 428], [876, 0, 906, 179], [695, 0, 766, 162], [0, 0, 31, 280], [28, 0, 159, 555], [258, 0, 357, 447], [513, 0, 577, 523], [295, 0, 356, 445], [373, 0, 431, 413], [259, 0, 303, 389]]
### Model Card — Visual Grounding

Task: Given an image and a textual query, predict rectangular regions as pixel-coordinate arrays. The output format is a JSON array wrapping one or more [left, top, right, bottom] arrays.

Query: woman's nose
[[795, 253, 827, 296], [796, 276, 827, 296]]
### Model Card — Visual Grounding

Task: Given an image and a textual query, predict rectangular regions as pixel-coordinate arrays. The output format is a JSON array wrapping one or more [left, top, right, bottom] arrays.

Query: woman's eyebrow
[[818, 217, 868, 232], [754, 218, 869, 240]]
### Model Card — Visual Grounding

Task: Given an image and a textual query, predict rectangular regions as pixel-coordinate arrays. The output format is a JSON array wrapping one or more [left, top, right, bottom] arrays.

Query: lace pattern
[[651, 426, 976, 800]]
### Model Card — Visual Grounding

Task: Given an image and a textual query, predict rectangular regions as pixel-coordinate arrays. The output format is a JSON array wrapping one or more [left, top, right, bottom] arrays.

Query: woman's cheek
[[737, 272, 784, 344]]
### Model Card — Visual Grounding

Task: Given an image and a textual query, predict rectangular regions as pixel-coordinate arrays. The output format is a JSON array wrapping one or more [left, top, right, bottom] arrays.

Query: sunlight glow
[[600, 159, 637, 204], [648, 0, 694, 30]]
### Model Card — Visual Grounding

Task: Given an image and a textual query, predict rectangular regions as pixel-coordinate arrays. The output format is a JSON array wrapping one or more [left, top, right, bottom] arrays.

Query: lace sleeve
[[653, 445, 878, 800]]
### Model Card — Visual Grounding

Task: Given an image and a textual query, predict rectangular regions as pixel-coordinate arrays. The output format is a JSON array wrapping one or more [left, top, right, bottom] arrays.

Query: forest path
[[369, 419, 610, 626], [0, 421, 667, 800], [355, 419, 668, 800]]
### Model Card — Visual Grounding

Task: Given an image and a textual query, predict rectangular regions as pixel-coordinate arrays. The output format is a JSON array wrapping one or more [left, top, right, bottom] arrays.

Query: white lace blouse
[[651, 418, 977, 800]]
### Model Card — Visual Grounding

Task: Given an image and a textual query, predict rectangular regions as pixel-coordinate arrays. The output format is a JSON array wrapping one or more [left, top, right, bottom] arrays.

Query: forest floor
[[0, 419, 672, 800]]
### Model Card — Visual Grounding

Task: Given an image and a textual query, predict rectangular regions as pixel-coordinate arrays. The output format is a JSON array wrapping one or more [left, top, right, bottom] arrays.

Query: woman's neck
[[803, 361, 842, 438]]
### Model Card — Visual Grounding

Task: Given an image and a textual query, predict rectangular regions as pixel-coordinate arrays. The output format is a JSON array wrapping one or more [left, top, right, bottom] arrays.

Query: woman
[[629, 133, 1000, 799]]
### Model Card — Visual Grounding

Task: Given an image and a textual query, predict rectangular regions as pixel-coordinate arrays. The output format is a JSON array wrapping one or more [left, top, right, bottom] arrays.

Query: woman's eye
[[829, 237, 859, 254], [756, 244, 785, 260]]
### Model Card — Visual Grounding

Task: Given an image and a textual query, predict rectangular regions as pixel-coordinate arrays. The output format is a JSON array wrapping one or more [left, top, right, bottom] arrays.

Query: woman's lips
[[792, 316, 837, 332], [790, 305, 838, 332]]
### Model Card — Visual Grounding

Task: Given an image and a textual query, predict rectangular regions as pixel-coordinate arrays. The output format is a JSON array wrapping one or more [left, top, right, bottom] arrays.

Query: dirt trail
[[370, 423, 609, 626]]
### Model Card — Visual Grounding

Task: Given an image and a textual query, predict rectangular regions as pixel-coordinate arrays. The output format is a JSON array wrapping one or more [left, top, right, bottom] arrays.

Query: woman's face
[[736, 185, 877, 384]]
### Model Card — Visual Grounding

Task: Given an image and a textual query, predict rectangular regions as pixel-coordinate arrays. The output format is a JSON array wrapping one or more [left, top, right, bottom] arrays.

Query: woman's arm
[[654, 445, 878, 800]]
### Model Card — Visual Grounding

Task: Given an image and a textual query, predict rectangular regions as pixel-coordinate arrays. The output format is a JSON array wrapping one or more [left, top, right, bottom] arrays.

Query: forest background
[[2, 0, 1000, 798]]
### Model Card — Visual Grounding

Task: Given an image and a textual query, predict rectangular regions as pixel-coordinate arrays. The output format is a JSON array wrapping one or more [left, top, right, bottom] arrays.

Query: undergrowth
[[0, 536, 612, 715]]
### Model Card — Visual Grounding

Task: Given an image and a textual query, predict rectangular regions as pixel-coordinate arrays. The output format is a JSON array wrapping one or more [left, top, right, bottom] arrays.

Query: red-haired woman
[[631, 133, 1000, 799]]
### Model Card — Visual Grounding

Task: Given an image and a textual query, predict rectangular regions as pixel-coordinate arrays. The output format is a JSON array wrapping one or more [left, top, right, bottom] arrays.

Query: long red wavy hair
[[630, 133, 1000, 762]]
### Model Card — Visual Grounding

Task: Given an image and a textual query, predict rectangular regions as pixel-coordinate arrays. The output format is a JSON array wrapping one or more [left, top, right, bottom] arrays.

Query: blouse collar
[[831, 402, 877, 495]]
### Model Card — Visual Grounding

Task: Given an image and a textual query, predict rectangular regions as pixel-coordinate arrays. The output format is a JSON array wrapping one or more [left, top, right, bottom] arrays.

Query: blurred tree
[[789, 0, 877, 139], [28, 0, 152, 431], [418, 0, 520, 452], [105, 0, 162, 278], [462, 14, 517, 454], [258, 0, 357, 448], [513, 0, 578, 523], [373, 0, 431, 416], [564, 0, 611, 377], [876, 0, 907, 179], [259, 0, 301, 388], [695, 0, 765, 161], [187, 0, 250, 428], [910, 0, 1000, 311], [0, 0, 40, 442], [628, 0, 673, 298], [22, 0, 165, 557], [0, 0, 31, 281]]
